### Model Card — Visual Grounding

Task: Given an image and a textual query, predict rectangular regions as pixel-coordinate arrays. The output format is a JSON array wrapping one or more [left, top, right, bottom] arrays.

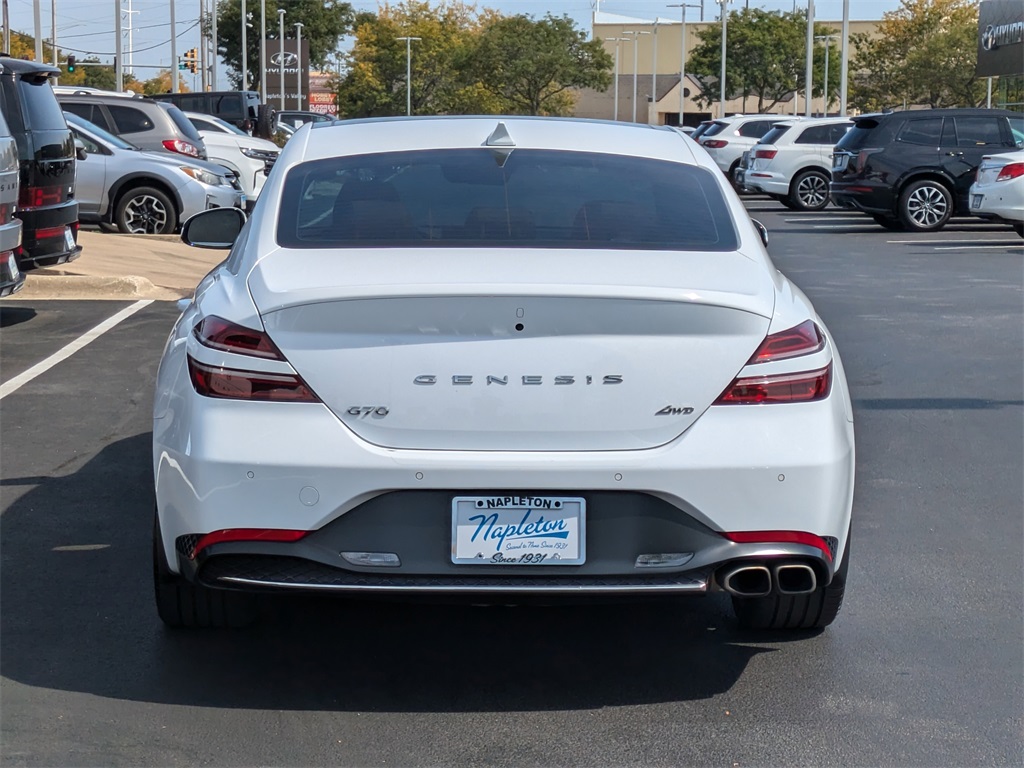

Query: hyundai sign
[[977, 0, 1024, 77]]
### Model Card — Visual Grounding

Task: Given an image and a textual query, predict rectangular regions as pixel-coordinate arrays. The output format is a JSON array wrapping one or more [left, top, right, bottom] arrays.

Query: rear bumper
[[746, 173, 789, 197], [155, 374, 855, 597], [0, 273, 25, 297], [15, 201, 81, 269], [829, 181, 894, 215]]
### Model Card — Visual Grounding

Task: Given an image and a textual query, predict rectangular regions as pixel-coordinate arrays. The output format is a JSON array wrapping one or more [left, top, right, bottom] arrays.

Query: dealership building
[[978, 0, 1024, 110]]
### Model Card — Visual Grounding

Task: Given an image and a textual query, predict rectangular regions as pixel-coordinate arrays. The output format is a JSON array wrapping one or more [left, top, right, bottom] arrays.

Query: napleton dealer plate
[[451, 496, 586, 565]]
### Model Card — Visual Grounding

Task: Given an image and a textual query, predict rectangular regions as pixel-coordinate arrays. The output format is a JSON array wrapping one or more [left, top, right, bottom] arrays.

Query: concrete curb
[[8, 274, 187, 302]]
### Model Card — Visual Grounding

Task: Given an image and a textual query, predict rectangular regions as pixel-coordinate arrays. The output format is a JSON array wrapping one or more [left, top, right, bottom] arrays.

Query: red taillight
[[703, 139, 729, 149], [0, 202, 11, 225], [996, 162, 1024, 182], [748, 320, 824, 364], [723, 530, 834, 562], [714, 363, 832, 405], [754, 149, 777, 159], [33, 225, 67, 240], [162, 139, 201, 157], [18, 184, 63, 209], [187, 357, 319, 402], [191, 528, 308, 559], [193, 316, 284, 359]]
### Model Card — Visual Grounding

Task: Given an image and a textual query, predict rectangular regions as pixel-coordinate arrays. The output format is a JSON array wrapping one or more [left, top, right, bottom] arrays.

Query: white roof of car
[[291, 116, 705, 167]]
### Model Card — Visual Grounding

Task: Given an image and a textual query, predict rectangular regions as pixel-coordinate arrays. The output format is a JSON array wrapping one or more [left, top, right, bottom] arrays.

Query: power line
[[56, 20, 199, 55], [60, 19, 199, 40]]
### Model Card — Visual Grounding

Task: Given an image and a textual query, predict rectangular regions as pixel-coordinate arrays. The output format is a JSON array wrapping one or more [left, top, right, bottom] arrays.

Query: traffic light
[[184, 48, 198, 74], [66, 55, 76, 73]]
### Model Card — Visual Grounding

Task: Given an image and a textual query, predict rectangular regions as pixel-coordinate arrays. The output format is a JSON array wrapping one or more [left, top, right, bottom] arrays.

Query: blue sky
[[10, 0, 904, 87]]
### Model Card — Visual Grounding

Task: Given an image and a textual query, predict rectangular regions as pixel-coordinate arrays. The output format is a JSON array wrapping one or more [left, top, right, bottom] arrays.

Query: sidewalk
[[9, 231, 228, 301]]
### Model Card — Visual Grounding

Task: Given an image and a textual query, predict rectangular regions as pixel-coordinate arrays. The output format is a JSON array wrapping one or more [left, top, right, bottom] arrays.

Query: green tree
[[139, 70, 189, 95], [472, 14, 612, 116], [214, 0, 354, 91], [336, 2, 492, 118], [849, 0, 984, 111], [686, 9, 837, 114]]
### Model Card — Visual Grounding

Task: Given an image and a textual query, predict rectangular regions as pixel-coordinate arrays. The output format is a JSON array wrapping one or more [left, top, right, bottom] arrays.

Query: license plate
[[971, 194, 983, 210], [451, 495, 585, 565], [238, 194, 247, 209], [63, 227, 75, 252]]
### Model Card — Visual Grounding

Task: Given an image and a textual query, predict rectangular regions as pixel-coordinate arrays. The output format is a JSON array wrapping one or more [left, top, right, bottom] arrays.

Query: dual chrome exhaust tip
[[719, 562, 818, 597]]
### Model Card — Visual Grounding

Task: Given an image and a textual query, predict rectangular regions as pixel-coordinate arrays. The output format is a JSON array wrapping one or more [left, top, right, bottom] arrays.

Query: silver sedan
[[65, 112, 244, 235]]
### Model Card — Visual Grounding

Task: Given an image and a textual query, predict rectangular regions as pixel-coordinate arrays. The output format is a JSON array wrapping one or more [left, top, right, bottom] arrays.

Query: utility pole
[[211, 0, 218, 89], [114, 0, 123, 89], [199, 0, 207, 91], [170, 0, 178, 92], [33, 0, 42, 62], [50, 0, 56, 66], [719, 0, 729, 118], [240, 0, 247, 90], [3, 0, 10, 58], [651, 20, 658, 125], [260, 0, 266, 101]]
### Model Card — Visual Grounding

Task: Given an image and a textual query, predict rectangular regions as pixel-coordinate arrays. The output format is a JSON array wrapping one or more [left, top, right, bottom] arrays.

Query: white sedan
[[969, 150, 1024, 238], [154, 117, 856, 631]]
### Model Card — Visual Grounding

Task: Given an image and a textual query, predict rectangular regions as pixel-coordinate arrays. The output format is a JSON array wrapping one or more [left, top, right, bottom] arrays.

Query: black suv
[[831, 109, 1023, 232], [0, 57, 81, 269], [150, 91, 275, 139]]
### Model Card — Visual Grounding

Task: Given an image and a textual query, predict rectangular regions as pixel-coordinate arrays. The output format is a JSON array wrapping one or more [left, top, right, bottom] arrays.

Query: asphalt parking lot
[[1, 201, 1021, 767]]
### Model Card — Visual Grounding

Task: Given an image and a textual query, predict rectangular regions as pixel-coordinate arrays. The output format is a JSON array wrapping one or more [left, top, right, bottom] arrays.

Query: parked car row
[[697, 108, 1023, 236], [0, 64, 286, 295]]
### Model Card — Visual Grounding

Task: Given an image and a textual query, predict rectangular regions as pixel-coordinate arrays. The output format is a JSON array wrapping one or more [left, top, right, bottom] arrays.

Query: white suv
[[699, 115, 797, 183], [185, 112, 279, 206], [744, 118, 852, 211]]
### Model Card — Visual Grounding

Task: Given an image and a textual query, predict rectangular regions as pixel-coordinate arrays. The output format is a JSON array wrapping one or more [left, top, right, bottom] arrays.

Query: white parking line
[[0, 300, 153, 400], [886, 239, 1017, 244], [933, 244, 1024, 251]]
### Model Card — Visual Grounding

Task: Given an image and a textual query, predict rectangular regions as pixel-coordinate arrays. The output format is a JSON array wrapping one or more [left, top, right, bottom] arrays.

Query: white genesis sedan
[[154, 117, 855, 630]]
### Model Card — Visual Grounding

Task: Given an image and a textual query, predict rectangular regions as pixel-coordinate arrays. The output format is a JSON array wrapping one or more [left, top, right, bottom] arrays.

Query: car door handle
[[945, 151, 964, 157]]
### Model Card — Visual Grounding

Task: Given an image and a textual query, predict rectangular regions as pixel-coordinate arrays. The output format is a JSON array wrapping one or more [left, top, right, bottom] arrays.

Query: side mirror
[[74, 138, 87, 161], [180, 207, 246, 249], [751, 218, 769, 247]]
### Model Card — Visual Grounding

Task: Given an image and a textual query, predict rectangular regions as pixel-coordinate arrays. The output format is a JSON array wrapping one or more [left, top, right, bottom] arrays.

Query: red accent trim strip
[[723, 530, 833, 562], [191, 528, 309, 559]]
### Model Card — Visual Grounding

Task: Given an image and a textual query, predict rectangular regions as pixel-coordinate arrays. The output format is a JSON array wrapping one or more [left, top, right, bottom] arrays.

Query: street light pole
[[170, 0, 178, 92], [651, 20, 658, 125], [606, 37, 625, 121], [839, 0, 849, 115], [294, 22, 304, 110], [805, 0, 814, 117], [240, 0, 246, 90], [396, 36, 421, 116], [667, 4, 701, 128], [815, 34, 837, 116], [718, 0, 729, 118], [277, 7, 285, 110], [625, 30, 649, 123]]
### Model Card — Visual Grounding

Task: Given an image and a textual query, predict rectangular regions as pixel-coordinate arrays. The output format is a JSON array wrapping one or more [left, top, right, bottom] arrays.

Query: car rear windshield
[[277, 149, 739, 251], [165, 105, 204, 142], [701, 121, 728, 137], [759, 125, 791, 144], [835, 119, 880, 150], [18, 77, 67, 132]]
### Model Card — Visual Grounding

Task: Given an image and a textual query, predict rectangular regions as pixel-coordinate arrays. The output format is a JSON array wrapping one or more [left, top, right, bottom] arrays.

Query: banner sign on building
[[977, 0, 1024, 78]]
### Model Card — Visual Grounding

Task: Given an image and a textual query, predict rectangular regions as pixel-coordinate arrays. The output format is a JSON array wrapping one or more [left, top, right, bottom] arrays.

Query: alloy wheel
[[123, 194, 170, 234], [796, 173, 829, 209], [905, 184, 949, 229]]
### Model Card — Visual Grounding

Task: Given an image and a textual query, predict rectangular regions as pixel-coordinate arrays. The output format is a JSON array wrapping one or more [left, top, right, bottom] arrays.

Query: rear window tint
[[760, 125, 790, 144], [702, 122, 728, 137], [836, 119, 881, 150], [897, 118, 943, 145], [953, 117, 1005, 147], [165, 106, 203, 141], [18, 79, 67, 132], [277, 149, 738, 251], [796, 125, 834, 144], [738, 120, 773, 138], [108, 105, 154, 133]]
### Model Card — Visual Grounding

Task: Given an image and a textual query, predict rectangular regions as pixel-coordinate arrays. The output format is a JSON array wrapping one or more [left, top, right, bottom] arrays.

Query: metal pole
[[607, 38, 622, 121], [823, 36, 829, 115], [33, 0, 42, 62], [240, 0, 246, 90], [208, 0, 215, 88], [277, 8, 286, 110], [114, 0, 122, 89], [294, 22, 303, 110], [50, 0, 55, 66], [668, 3, 701, 127], [170, 0, 178, 92], [651, 20, 658, 125], [839, 0, 849, 115], [987, 77, 993, 109], [719, 0, 728, 119], [3, 0, 10, 56], [259, 0, 266, 101], [627, 30, 649, 123], [805, 0, 814, 117], [396, 36, 420, 116]]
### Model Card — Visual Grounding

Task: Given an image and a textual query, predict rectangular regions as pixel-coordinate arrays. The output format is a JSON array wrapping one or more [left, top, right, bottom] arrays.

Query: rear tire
[[256, 104, 276, 140], [115, 186, 178, 235], [898, 179, 953, 232], [153, 511, 256, 629], [788, 169, 831, 211], [731, 534, 850, 631]]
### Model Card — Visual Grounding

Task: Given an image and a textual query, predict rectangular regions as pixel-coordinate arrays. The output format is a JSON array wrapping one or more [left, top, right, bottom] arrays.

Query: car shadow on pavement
[[0, 306, 36, 328], [0, 433, 817, 713]]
